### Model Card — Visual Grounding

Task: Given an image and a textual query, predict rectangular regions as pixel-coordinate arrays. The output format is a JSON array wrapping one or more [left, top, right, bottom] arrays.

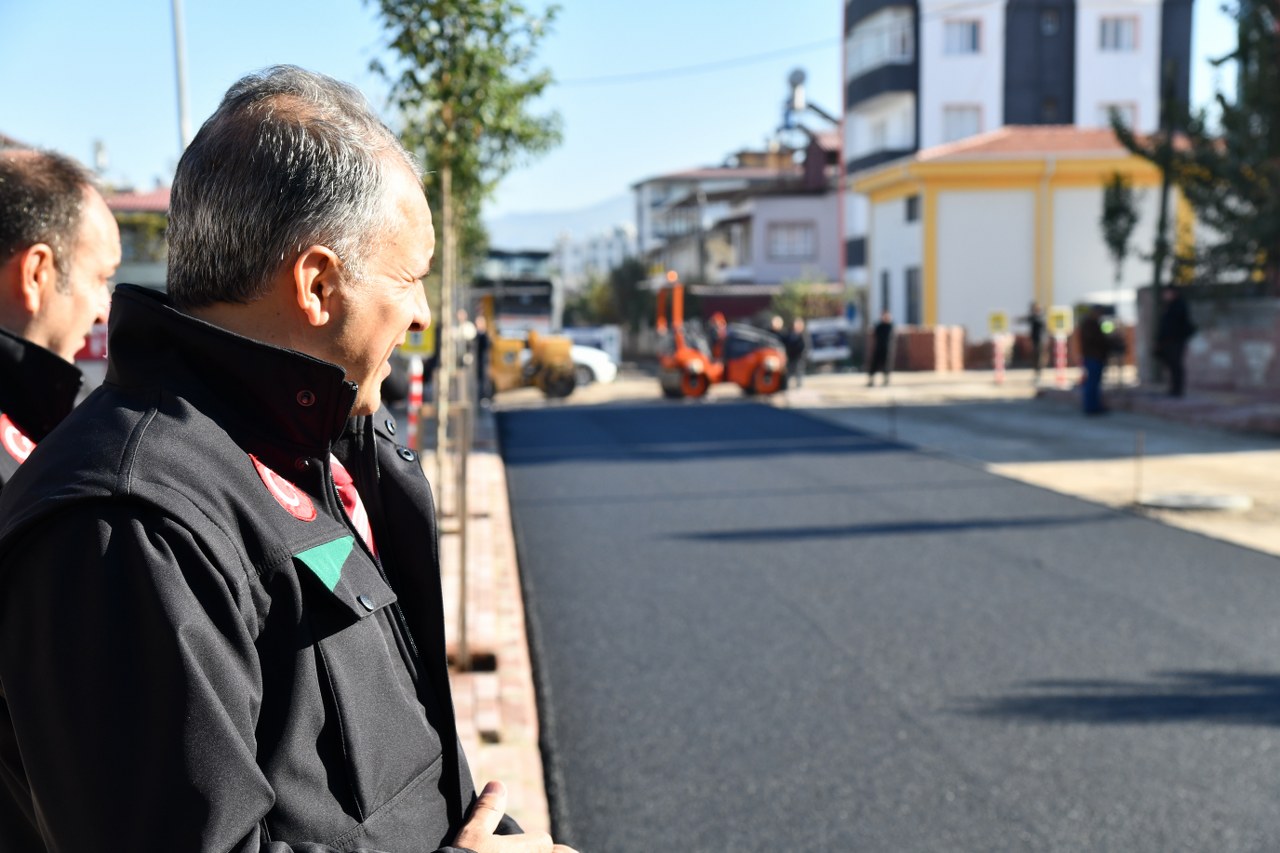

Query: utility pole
[[1148, 58, 1178, 383], [171, 0, 192, 152]]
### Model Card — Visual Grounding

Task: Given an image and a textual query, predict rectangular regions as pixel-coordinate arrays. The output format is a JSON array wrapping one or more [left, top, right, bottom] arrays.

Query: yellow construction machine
[[480, 295, 577, 398]]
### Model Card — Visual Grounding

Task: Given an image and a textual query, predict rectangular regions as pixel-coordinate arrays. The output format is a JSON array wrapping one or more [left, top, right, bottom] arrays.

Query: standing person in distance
[[0, 66, 573, 853], [1019, 302, 1046, 383], [784, 316, 809, 389], [867, 310, 895, 387], [0, 149, 118, 487], [1156, 287, 1196, 397], [1078, 303, 1110, 415]]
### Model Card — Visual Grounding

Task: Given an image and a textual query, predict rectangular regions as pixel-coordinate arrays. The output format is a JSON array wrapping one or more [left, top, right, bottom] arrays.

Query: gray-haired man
[[0, 67, 572, 853]]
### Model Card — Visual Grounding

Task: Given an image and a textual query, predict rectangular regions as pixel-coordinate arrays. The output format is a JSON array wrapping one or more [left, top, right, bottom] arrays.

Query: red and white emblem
[[0, 414, 35, 463], [250, 454, 316, 521]]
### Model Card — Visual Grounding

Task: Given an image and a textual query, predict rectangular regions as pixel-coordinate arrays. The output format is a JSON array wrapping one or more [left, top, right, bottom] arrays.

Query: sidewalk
[[425, 409, 552, 836]]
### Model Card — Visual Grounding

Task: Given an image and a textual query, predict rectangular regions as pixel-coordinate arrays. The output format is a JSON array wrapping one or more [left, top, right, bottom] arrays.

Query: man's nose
[[409, 287, 430, 333]]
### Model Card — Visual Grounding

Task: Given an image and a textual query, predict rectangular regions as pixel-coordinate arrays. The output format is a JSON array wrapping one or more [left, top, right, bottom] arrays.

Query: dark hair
[[166, 65, 421, 309], [0, 149, 95, 284]]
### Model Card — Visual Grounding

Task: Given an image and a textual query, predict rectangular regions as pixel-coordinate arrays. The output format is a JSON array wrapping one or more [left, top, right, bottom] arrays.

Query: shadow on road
[[508, 477, 1006, 509], [959, 670, 1280, 726], [675, 512, 1122, 542], [498, 402, 905, 466]]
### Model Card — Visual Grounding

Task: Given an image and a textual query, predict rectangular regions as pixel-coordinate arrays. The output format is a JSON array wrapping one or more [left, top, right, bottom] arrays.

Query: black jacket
[[0, 285, 512, 852], [1157, 294, 1196, 346], [0, 325, 82, 487]]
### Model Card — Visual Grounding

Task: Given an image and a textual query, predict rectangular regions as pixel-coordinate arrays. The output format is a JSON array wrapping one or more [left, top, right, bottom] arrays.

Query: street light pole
[[171, 0, 192, 153]]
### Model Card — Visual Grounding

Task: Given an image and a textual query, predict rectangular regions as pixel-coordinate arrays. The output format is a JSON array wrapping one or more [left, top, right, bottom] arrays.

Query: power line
[[558, 38, 837, 87]]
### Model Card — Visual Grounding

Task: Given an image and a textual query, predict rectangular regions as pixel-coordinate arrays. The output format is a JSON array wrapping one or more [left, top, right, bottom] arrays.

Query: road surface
[[499, 400, 1280, 852]]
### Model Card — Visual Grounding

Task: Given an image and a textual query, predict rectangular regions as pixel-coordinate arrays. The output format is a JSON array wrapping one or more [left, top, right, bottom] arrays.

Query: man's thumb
[[460, 780, 507, 838]]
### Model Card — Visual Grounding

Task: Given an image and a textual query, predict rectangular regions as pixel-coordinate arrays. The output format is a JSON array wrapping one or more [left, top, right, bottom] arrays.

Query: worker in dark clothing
[[1019, 302, 1046, 382], [0, 67, 572, 853], [867, 310, 895, 387], [474, 312, 492, 403], [784, 316, 809, 388], [1078, 304, 1111, 415], [0, 149, 118, 487], [1156, 287, 1196, 397]]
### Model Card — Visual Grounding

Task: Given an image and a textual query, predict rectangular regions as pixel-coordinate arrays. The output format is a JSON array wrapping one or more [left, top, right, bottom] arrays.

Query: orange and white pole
[[407, 355, 424, 450], [1054, 335, 1068, 389]]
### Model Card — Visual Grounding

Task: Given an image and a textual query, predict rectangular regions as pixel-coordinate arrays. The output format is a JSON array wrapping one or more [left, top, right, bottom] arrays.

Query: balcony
[[846, 62, 917, 111]]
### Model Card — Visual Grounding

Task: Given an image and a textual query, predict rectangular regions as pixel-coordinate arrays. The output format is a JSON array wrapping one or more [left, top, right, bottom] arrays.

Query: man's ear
[[293, 245, 342, 327], [17, 243, 56, 314]]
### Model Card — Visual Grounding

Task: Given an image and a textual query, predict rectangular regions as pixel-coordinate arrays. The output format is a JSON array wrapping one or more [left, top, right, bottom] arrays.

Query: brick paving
[[431, 434, 551, 836]]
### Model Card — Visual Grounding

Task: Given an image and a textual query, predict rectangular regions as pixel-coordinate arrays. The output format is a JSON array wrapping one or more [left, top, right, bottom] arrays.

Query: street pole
[[435, 165, 454, 514], [171, 0, 192, 152], [1148, 59, 1178, 384], [456, 340, 471, 671]]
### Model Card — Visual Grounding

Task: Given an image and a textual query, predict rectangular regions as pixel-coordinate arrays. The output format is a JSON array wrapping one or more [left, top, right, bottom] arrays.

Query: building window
[[871, 120, 888, 151], [1099, 17, 1136, 51], [1098, 102, 1138, 128], [905, 194, 920, 222], [905, 267, 922, 325], [942, 105, 982, 142], [767, 222, 817, 260], [1040, 9, 1060, 35], [944, 20, 981, 54], [1041, 96, 1059, 123], [847, 8, 915, 78], [880, 270, 891, 315]]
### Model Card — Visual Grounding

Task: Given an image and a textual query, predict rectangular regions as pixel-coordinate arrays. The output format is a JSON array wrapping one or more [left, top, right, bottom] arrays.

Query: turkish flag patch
[[250, 454, 316, 521], [0, 414, 35, 463]]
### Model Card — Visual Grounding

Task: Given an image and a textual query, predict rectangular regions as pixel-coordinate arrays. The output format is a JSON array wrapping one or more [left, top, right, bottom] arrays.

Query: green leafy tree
[[608, 257, 653, 332], [563, 276, 617, 326], [770, 276, 845, 323], [368, 0, 563, 276], [1100, 172, 1140, 287], [114, 212, 168, 263], [1114, 0, 1280, 288]]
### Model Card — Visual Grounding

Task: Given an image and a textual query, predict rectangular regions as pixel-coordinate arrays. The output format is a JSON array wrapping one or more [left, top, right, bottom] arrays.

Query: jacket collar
[[0, 324, 84, 441], [105, 285, 359, 463]]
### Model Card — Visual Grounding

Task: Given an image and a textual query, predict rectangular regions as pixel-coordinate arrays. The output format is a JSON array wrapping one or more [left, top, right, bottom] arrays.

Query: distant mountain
[[483, 193, 633, 251]]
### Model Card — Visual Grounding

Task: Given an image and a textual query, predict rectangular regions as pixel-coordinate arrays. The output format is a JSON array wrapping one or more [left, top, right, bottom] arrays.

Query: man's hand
[[454, 780, 578, 853]]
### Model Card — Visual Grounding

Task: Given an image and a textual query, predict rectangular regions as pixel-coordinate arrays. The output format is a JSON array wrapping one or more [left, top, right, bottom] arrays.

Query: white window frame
[[1098, 102, 1138, 128], [942, 104, 983, 143], [766, 222, 818, 261], [944, 20, 981, 55], [1099, 16, 1137, 52], [871, 120, 888, 151], [846, 8, 915, 79]]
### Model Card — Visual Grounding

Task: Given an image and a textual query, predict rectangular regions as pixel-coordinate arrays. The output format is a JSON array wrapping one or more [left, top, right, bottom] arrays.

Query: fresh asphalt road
[[498, 401, 1280, 852]]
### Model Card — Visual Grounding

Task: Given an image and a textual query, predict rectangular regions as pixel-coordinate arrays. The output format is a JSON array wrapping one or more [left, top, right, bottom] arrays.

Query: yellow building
[[852, 126, 1189, 338]]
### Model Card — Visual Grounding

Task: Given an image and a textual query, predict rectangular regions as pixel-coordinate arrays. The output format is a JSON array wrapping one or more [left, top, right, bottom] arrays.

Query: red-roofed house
[[106, 187, 170, 290], [852, 125, 1193, 340]]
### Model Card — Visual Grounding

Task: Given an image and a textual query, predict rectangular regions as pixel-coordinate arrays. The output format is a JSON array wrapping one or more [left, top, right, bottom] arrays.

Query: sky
[[0, 0, 1237, 223]]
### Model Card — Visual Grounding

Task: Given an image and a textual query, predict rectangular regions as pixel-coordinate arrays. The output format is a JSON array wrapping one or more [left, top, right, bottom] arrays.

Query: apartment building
[[843, 0, 1194, 287]]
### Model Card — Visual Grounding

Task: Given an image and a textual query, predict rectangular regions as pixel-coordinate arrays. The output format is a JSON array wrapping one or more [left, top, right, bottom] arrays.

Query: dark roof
[[632, 165, 800, 189]]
